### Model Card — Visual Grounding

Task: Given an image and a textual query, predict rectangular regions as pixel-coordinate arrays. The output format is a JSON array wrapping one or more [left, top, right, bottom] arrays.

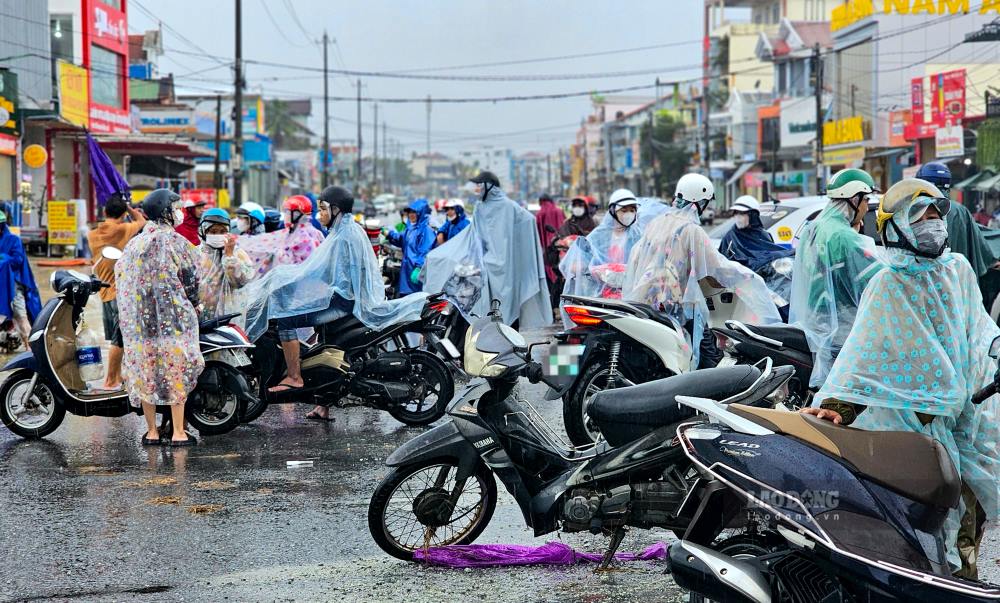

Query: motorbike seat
[[729, 405, 962, 509], [589, 366, 763, 447], [743, 324, 810, 354], [630, 303, 682, 329]]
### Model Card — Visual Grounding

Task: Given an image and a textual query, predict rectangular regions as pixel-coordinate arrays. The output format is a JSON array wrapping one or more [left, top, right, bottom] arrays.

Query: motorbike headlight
[[479, 364, 508, 377], [463, 329, 499, 376], [772, 257, 794, 277]]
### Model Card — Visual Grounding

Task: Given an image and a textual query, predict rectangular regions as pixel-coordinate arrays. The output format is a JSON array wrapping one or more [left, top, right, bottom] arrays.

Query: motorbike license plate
[[230, 349, 251, 366], [717, 356, 738, 368], [439, 339, 461, 359]]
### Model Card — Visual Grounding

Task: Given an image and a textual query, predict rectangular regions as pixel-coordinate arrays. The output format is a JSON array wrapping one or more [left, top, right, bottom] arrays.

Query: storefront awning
[[973, 172, 1000, 193], [128, 155, 196, 177], [865, 148, 907, 159], [954, 171, 994, 192], [726, 161, 757, 186], [95, 137, 214, 158]]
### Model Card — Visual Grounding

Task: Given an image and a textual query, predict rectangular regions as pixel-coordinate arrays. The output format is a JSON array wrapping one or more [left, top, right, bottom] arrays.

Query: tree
[[265, 99, 310, 150], [641, 111, 689, 194]]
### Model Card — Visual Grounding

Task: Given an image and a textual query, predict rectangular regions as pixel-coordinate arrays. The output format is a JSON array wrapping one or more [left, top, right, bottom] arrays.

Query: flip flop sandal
[[170, 434, 198, 447], [305, 413, 335, 422], [141, 435, 164, 446]]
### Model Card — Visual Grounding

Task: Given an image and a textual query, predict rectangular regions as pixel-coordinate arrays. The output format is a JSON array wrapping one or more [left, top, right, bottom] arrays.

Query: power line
[[259, 0, 308, 47], [283, 0, 315, 41]]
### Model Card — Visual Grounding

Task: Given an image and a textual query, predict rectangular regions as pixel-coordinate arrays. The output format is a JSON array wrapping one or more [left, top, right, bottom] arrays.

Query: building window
[[91, 45, 122, 107]]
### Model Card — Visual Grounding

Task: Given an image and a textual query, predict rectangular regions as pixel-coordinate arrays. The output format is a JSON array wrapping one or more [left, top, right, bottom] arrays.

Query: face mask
[[173, 209, 185, 224], [446, 210, 457, 221], [205, 234, 228, 249], [911, 219, 948, 256], [735, 214, 751, 229], [236, 218, 250, 233], [282, 212, 291, 225], [615, 210, 636, 228], [572, 206, 586, 217]]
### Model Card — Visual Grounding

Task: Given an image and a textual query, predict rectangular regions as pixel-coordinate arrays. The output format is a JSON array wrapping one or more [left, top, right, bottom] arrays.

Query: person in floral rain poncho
[[238, 196, 325, 278], [196, 208, 255, 327], [116, 189, 204, 447]]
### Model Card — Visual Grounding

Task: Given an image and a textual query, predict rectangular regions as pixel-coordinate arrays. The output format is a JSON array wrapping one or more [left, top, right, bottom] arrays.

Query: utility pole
[[213, 94, 222, 189], [425, 95, 431, 156], [582, 126, 589, 192], [813, 42, 824, 195], [322, 31, 330, 189], [233, 0, 243, 206], [546, 154, 552, 193], [356, 78, 362, 191], [373, 103, 378, 186], [558, 151, 564, 195], [382, 121, 387, 191]]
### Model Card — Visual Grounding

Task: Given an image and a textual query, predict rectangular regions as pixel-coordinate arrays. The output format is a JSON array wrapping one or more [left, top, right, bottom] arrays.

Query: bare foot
[[269, 377, 304, 393], [305, 406, 330, 420], [103, 381, 123, 390]]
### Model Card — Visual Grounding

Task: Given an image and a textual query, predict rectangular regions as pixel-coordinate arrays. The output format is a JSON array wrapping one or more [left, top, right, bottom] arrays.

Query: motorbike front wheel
[[0, 371, 65, 439], [367, 458, 498, 561], [387, 350, 454, 426]]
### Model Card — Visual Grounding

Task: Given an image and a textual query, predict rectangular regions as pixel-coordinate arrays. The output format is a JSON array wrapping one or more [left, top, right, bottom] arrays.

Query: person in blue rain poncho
[[559, 189, 643, 324], [243, 186, 427, 418], [788, 168, 883, 389], [624, 174, 781, 368], [385, 198, 435, 295], [435, 199, 469, 247], [807, 178, 1000, 579], [0, 204, 41, 349], [424, 171, 552, 327]]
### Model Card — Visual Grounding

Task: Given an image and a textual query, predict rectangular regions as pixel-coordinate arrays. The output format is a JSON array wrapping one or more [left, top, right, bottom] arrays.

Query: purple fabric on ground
[[411, 541, 667, 567], [86, 133, 131, 206]]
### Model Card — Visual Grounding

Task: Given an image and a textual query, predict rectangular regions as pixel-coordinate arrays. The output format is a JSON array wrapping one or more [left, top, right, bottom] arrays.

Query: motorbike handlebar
[[973, 381, 997, 405]]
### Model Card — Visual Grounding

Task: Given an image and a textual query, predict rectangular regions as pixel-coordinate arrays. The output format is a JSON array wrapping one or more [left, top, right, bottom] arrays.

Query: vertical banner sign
[[941, 69, 966, 123], [47, 201, 79, 245], [911, 77, 924, 125], [57, 61, 90, 128]]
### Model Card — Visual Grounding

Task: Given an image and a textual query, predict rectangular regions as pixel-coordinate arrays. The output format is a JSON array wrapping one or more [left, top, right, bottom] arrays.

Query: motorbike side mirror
[[990, 336, 1000, 360], [101, 247, 123, 261]]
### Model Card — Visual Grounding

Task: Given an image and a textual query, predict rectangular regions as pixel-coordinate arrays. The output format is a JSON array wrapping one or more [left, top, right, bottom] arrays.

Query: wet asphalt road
[[3, 259, 999, 602]]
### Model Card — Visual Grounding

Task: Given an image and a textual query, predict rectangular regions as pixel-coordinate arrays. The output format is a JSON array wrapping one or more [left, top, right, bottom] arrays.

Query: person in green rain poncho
[[806, 178, 1000, 579], [788, 168, 884, 389]]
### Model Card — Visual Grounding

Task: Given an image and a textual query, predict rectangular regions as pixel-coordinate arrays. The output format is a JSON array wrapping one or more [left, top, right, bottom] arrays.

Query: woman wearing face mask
[[435, 199, 470, 247], [718, 195, 795, 314], [805, 178, 1000, 579], [197, 208, 255, 328], [556, 197, 597, 239], [238, 196, 325, 278], [234, 202, 266, 237], [560, 189, 643, 310]]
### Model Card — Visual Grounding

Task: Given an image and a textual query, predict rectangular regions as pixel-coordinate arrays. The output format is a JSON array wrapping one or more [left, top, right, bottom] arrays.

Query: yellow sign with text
[[832, 0, 1000, 32], [776, 226, 794, 242], [823, 116, 866, 146], [57, 61, 89, 128], [823, 145, 866, 166], [47, 201, 78, 245]]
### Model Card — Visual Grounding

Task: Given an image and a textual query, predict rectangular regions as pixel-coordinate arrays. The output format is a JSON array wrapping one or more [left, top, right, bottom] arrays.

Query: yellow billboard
[[47, 200, 78, 245], [57, 61, 89, 128]]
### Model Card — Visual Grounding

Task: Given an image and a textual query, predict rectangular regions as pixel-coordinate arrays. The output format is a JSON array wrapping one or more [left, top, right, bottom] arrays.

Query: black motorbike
[[250, 293, 457, 426], [713, 319, 814, 407], [366, 299, 793, 561], [0, 270, 256, 439], [667, 345, 1000, 602]]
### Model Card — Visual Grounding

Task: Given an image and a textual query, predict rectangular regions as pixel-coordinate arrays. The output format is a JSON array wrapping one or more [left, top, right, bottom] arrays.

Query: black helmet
[[141, 188, 180, 222], [263, 209, 284, 232], [319, 185, 354, 214], [470, 171, 500, 187]]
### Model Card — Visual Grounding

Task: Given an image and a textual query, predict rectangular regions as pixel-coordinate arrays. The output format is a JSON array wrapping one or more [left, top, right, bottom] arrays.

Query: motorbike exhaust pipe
[[668, 540, 771, 603]]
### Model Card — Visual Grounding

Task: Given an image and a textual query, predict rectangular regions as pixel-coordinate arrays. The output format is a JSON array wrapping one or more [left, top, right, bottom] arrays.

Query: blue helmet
[[263, 208, 284, 233], [916, 162, 951, 191], [199, 207, 231, 238], [235, 201, 266, 228]]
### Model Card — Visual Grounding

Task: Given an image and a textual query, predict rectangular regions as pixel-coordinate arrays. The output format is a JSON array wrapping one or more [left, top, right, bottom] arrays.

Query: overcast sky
[[129, 0, 705, 157]]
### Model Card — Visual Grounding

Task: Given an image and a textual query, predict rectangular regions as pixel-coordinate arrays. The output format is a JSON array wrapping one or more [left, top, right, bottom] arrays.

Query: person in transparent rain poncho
[[788, 168, 884, 389], [559, 189, 643, 325], [623, 173, 781, 368], [196, 208, 254, 328], [238, 195, 325, 278], [424, 171, 552, 328], [115, 189, 203, 447], [806, 178, 1000, 579]]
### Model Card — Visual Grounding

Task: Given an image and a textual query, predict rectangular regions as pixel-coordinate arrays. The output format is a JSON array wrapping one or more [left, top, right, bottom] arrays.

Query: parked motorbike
[[0, 268, 256, 439], [366, 299, 794, 561], [667, 344, 1000, 602], [250, 293, 457, 426], [713, 319, 813, 407]]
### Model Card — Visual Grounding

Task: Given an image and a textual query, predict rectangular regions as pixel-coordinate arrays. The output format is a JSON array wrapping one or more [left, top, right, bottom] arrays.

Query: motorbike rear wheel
[[0, 371, 65, 439], [388, 350, 453, 426], [368, 458, 497, 561], [564, 360, 646, 447], [239, 374, 269, 423]]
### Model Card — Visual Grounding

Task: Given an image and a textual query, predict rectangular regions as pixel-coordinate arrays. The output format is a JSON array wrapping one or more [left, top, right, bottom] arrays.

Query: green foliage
[[977, 119, 1000, 169], [265, 100, 310, 150], [641, 112, 689, 193]]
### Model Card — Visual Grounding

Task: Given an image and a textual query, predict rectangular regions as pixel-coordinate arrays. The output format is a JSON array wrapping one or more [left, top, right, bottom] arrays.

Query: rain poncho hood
[[388, 198, 435, 296], [718, 210, 794, 272], [437, 205, 470, 244], [815, 193, 1000, 566], [788, 201, 883, 388], [425, 186, 552, 327], [624, 204, 781, 366], [116, 222, 204, 405], [197, 244, 255, 328], [556, 210, 596, 238], [536, 199, 565, 282], [0, 221, 41, 322], [175, 208, 201, 246], [243, 214, 427, 342], [238, 216, 325, 279], [560, 210, 643, 314]]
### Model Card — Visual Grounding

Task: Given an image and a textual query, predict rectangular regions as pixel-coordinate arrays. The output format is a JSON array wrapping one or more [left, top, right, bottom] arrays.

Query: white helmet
[[674, 173, 715, 214], [731, 195, 761, 213], [444, 198, 465, 209], [608, 188, 638, 209]]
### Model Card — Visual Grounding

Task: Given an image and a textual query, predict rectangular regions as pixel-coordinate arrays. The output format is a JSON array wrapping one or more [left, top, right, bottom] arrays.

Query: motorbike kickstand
[[595, 526, 627, 573]]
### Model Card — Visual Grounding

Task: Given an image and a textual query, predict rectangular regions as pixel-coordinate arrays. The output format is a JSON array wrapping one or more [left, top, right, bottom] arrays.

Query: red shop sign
[[90, 1, 127, 55]]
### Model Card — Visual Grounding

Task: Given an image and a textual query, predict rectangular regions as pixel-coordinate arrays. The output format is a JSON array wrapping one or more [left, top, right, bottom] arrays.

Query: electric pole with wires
[[322, 31, 330, 189], [233, 0, 243, 206], [812, 42, 824, 195]]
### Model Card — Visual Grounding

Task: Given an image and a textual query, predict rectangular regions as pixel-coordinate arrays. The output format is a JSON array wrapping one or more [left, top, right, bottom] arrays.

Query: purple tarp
[[86, 132, 130, 206], [411, 541, 667, 568]]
